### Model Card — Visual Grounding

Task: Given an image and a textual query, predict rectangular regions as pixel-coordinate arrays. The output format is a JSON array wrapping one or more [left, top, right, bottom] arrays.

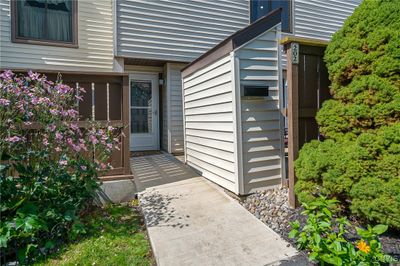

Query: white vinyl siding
[[0, 0, 115, 72], [183, 55, 237, 193], [166, 63, 186, 154], [237, 29, 282, 194], [293, 0, 361, 41], [162, 65, 169, 151], [116, 0, 249, 62]]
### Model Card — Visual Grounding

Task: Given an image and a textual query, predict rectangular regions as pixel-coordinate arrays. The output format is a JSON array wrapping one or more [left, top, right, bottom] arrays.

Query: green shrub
[[289, 197, 396, 265], [295, 0, 400, 228], [0, 70, 120, 264]]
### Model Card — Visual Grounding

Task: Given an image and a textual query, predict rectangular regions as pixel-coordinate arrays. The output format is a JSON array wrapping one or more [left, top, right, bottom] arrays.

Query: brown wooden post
[[287, 42, 299, 208], [122, 75, 130, 175]]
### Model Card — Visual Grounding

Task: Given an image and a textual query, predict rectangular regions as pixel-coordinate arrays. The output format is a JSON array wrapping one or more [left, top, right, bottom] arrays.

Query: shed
[[181, 9, 284, 195]]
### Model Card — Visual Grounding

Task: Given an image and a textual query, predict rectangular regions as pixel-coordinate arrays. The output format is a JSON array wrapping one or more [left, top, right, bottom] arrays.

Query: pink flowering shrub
[[0, 70, 121, 263]]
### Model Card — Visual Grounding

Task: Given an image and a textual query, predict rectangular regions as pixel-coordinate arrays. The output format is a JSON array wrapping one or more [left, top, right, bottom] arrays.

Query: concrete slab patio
[[131, 153, 298, 266]]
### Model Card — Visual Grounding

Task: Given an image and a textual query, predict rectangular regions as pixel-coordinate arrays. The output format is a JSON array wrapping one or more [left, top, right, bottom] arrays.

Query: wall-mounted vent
[[243, 85, 269, 97]]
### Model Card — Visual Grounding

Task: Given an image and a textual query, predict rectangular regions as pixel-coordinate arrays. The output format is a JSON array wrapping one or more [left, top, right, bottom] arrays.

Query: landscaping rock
[[239, 187, 400, 262], [240, 187, 305, 245]]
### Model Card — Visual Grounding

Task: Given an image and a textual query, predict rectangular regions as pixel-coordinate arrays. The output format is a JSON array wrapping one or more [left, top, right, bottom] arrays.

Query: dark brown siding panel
[[95, 83, 107, 120], [109, 82, 122, 120], [78, 82, 93, 120], [286, 42, 331, 207]]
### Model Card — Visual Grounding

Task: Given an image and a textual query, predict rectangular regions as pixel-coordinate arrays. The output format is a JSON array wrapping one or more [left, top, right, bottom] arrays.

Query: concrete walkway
[[131, 153, 297, 266]]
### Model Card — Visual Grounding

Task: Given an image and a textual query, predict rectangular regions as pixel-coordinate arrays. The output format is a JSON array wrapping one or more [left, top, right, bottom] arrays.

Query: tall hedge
[[295, 0, 400, 228]]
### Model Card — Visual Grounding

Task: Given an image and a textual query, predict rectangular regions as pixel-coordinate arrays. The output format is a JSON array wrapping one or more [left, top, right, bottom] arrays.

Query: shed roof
[[181, 8, 282, 78]]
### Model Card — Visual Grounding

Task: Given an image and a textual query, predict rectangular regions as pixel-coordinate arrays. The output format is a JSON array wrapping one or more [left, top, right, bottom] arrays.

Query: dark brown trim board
[[122, 75, 131, 176], [286, 42, 299, 208], [11, 0, 78, 48], [181, 8, 282, 78]]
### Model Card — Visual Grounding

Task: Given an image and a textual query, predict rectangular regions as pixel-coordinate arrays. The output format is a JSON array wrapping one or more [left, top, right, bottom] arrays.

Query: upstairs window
[[250, 0, 291, 33], [12, 0, 77, 47]]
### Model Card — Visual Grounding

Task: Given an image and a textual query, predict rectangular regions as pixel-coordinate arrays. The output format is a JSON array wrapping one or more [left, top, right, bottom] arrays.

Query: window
[[250, 0, 291, 33], [11, 0, 78, 47]]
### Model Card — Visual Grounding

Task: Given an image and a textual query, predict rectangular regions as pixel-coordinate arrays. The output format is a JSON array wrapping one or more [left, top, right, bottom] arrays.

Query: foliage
[[295, 124, 400, 228], [0, 70, 121, 264], [320, 0, 400, 139], [294, 0, 400, 228], [289, 197, 396, 266], [34, 203, 153, 266]]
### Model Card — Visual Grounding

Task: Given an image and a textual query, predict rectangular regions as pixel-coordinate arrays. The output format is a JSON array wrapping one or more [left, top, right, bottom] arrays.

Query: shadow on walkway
[[130, 153, 197, 193]]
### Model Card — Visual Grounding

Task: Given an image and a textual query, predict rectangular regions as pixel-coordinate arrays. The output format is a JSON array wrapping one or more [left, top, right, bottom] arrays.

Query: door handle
[[154, 110, 158, 116]]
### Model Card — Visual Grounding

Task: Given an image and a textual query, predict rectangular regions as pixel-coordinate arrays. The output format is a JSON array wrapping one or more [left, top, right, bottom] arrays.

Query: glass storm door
[[130, 74, 159, 151]]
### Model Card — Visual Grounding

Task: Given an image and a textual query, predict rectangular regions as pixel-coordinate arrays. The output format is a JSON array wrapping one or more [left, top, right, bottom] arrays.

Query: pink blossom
[[55, 147, 62, 152], [31, 97, 39, 105], [66, 138, 73, 146], [67, 109, 78, 117], [55, 132, 63, 141], [0, 70, 14, 80], [55, 84, 72, 94], [59, 160, 68, 166], [80, 165, 87, 171], [0, 98, 10, 106], [89, 134, 98, 145], [70, 123, 79, 131], [79, 143, 87, 151], [5, 136, 21, 143], [28, 70, 40, 81], [48, 124, 56, 132], [50, 109, 58, 115], [72, 144, 81, 152]]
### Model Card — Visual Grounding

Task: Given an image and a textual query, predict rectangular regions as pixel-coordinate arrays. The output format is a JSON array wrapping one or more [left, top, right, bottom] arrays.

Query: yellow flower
[[356, 240, 371, 254]]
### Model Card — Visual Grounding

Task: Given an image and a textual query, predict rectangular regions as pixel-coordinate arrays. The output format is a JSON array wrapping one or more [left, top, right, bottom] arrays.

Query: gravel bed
[[240, 187, 400, 261], [241, 187, 304, 245]]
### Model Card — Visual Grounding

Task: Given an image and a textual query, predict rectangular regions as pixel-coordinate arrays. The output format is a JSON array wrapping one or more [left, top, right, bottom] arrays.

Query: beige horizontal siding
[[0, 0, 115, 72], [238, 29, 282, 194], [293, 0, 361, 41], [183, 55, 237, 193], [167, 63, 186, 154], [117, 0, 249, 62]]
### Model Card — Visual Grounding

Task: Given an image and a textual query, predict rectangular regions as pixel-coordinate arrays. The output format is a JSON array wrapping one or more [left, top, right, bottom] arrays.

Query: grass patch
[[35, 202, 153, 266]]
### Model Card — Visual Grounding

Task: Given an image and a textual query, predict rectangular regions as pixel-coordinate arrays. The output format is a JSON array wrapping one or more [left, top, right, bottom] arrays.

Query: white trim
[[231, 52, 244, 195], [113, 0, 118, 57], [277, 25, 287, 183], [182, 72, 188, 163], [129, 72, 160, 151], [166, 63, 172, 153]]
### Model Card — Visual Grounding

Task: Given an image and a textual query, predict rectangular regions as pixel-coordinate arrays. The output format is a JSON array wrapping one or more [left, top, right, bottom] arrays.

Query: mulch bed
[[239, 187, 400, 261]]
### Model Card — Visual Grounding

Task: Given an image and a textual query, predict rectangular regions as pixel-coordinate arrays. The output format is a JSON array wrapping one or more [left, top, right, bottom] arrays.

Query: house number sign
[[291, 43, 299, 64]]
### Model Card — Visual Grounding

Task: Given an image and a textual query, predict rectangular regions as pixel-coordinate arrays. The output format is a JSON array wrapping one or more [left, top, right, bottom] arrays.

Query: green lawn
[[35, 202, 153, 266]]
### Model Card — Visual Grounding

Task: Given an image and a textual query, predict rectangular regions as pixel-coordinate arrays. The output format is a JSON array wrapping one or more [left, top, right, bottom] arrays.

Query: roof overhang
[[181, 8, 282, 78]]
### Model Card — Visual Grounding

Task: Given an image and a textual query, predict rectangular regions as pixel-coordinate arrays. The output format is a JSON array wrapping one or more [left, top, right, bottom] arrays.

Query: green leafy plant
[[289, 197, 396, 265], [0, 70, 121, 264], [294, 0, 400, 228]]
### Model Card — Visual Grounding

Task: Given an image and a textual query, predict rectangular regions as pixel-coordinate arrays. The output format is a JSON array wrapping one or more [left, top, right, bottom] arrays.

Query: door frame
[[129, 72, 160, 151]]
